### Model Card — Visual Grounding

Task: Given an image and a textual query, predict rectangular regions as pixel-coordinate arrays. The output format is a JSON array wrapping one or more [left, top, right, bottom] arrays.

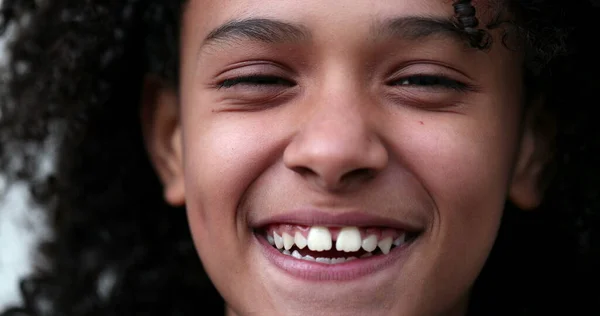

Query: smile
[[252, 211, 424, 281], [264, 225, 417, 264]]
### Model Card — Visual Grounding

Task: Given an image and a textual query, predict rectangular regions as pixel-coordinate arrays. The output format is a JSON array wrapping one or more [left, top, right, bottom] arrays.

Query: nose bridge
[[283, 73, 388, 191], [306, 63, 372, 146], [309, 90, 365, 141]]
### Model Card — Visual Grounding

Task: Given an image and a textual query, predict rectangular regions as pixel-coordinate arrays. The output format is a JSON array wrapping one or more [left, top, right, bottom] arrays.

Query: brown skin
[[142, 1, 548, 315]]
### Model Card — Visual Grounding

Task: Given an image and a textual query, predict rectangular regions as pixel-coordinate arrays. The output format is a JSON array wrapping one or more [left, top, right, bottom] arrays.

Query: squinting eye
[[218, 75, 295, 89], [391, 75, 469, 92]]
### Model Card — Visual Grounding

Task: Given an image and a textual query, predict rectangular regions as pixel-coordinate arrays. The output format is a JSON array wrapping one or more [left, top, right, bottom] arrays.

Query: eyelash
[[218, 75, 295, 89], [217, 74, 469, 91], [389, 75, 470, 92]]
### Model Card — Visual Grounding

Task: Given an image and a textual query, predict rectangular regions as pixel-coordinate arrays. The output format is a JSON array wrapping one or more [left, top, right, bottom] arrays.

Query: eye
[[390, 75, 470, 92], [218, 75, 295, 89]]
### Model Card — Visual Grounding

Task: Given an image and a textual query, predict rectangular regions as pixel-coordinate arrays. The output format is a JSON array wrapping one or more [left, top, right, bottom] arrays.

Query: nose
[[283, 93, 388, 192]]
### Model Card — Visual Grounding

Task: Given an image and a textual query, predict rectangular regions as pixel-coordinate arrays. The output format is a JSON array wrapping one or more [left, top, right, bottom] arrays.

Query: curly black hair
[[0, 0, 599, 315]]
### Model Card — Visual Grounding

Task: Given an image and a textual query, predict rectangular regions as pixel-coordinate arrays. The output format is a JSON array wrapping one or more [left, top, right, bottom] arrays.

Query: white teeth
[[294, 232, 307, 249], [316, 257, 331, 264], [283, 233, 294, 250], [311, 256, 358, 264], [361, 235, 378, 252], [361, 252, 373, 258], [307, 226, 332, 251], [335, 226, 362, 252], [303, 255, 315, 261], [378, 237, 393, 255], [393, 234, 406, 247], [292, 250, 302, 259], [272, 226, 413, 257], [274, 232, 284, 249], [279, 248, 363, 264], [331, 257, 346, 264]]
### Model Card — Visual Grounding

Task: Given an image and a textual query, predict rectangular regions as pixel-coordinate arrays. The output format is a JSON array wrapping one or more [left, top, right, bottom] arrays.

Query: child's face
[[145, 1, 545, 315]]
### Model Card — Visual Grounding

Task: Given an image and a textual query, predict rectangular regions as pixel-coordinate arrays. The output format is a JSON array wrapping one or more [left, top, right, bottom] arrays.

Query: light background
[[0, 0, 52, 309]]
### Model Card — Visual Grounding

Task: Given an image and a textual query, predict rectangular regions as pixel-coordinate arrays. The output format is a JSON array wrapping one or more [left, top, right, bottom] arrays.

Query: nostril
[[291, 166, 316, 177], [290, 165, 379, 192], [291, 166, 375, 183], [339, 168, 376, 184]]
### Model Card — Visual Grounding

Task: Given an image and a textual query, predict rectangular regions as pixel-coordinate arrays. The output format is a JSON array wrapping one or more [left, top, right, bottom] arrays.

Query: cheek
[[396, 94, 522, 226], [178, 118, 268, 286], [415, 127, 513, 245], [414, 120, 516, 218], [179, 109, 288, 239], [395, 104, 522, 298]]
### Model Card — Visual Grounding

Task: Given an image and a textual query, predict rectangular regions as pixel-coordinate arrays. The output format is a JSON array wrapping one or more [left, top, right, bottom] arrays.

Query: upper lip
[[250, 209, 424, 232]]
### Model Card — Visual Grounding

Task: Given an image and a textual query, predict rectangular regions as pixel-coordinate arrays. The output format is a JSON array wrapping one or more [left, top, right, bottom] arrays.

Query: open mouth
[[259, 225, 419, 264]]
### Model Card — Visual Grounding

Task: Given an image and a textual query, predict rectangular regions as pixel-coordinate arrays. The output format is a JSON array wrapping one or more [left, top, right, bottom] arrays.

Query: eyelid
[[214, 60, 296, 79], [387, 74, 473, 93], [211, 62, 297, 92], [217, 75, 296, 89], [387, 60, 475, 81]]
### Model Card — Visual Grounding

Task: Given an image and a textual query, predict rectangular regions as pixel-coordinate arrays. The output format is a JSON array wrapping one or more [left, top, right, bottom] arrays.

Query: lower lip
[[255, 233, 414, 282]]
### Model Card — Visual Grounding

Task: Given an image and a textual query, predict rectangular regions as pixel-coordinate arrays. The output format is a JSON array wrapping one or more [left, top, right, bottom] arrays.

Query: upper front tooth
[[294, 232, 307, 249], [274, 232, 284, 249], [336, 227, 362, 252], [307, 226, 332, 251], [361, 235, 378, 252], [283, 233, 294, 250], [378, 237, 393, 254]]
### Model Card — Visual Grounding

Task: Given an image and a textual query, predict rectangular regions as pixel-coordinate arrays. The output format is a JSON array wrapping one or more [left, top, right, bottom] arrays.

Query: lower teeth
[[280, 249, 365, 264]]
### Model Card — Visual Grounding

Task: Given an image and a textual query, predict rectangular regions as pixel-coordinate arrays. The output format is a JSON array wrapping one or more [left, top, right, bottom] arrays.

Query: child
[[1, 0, 599, 315]]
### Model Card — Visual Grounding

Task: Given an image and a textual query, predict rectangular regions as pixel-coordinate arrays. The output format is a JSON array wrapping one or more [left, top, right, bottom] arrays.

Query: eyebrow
[[377, 16, 465, 42], [203, 18, 310, 45], [200, 16, 466, 52]]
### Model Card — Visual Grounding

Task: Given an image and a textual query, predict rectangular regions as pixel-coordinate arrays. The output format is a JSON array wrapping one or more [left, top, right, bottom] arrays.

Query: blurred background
[[0, 0, 52, 308]]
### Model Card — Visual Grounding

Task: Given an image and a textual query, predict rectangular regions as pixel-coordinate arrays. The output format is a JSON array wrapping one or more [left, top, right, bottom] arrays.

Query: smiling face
[[143, 1, 547, 315]]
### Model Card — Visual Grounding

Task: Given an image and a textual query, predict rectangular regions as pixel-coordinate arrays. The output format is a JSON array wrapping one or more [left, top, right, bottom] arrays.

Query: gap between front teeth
[[268, 226, 408, 255]]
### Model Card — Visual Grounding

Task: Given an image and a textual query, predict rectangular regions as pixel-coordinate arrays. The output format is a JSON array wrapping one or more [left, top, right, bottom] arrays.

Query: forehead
[[182, 0, 504, 43], [184, 1, 452, 35]]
